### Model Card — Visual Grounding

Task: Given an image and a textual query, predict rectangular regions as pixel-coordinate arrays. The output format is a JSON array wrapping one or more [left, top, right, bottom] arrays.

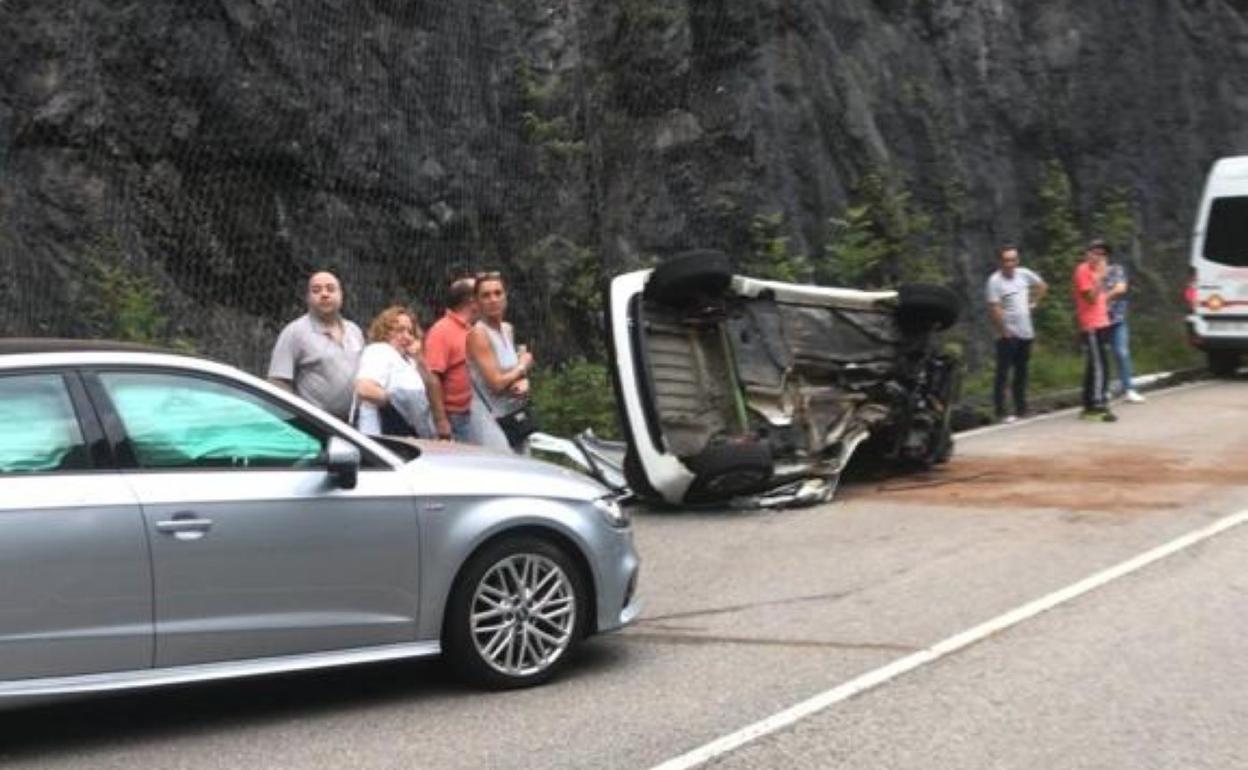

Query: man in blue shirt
[[1103, 249, 1145, 403]]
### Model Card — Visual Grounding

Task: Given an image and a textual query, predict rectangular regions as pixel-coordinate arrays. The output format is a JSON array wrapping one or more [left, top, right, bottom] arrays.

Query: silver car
[[0, 340, 640, 706]]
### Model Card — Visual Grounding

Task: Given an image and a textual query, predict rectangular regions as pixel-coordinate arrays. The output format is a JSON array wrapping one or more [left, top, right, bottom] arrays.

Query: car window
[[1203, 196, 1248, 267], [98, 371, 325, 470], [0, 373, 89, 474]]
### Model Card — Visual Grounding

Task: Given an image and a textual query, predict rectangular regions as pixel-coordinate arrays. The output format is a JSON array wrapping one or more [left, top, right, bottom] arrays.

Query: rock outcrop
[[2, 0, 1246, 371]]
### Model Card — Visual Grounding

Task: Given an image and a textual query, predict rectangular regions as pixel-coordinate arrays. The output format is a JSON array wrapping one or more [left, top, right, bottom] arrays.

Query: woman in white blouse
[[354, 306, 451, 439]]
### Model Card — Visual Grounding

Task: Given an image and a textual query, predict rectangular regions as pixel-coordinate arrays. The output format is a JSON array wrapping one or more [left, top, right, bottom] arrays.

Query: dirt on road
[[844, 445, 1248, 513]]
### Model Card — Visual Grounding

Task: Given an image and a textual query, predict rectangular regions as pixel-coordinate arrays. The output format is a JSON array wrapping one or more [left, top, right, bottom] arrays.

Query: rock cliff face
[[2, 0, 1246, 370]]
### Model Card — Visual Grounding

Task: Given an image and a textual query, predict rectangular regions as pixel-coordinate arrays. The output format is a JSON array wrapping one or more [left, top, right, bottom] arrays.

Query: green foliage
[[76, 234, 194, 351], [1029, 160, 1081, 342], [530, 358, 621, 439], [523, 235, 607, 359], [743, 212, 808, 282], [515, 59, 585, 163], [819, 170, 944, 288], [87, 259, 168, 344], [1091, 188, 1137, 252]]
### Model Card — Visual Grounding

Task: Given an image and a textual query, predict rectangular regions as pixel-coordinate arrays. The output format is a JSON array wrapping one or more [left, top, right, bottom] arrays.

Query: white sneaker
[[1125, 389, 1145, 403], [1004, 415, 1019, 424]]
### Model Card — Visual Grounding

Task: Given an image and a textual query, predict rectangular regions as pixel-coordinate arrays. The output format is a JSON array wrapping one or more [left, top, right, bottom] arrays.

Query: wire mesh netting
[[0, 0, 653, 374]]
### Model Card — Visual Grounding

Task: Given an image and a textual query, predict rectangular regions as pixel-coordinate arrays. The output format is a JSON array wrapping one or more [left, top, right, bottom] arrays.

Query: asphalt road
[[3, 379, 1246, 769]]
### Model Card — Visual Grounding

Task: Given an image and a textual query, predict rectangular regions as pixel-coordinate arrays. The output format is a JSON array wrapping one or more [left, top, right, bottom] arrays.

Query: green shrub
[[530, 358, 621, 439]]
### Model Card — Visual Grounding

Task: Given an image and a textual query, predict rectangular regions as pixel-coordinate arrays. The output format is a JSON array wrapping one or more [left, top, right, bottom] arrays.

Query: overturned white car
[[606, 250, 962, 506]]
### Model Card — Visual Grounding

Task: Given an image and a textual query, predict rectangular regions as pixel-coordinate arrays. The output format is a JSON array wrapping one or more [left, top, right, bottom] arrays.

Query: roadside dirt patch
[[842, 448, 1248, 513]]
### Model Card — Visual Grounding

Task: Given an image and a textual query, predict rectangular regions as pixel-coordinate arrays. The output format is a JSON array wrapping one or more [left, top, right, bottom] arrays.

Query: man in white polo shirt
[[986, 244, 1048, 423], [268, 270, 365, 421]]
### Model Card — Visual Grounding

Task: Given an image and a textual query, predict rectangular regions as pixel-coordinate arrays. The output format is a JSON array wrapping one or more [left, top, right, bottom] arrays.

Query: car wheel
[[1208, 350, 1240, 377], [443, 536, 587, 689], [896, 284, 961, 333], [682, 440, 774, 502], [644, 249, 733, 307]]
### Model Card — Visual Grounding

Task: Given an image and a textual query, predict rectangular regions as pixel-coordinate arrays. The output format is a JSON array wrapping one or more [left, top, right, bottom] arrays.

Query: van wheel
[[896, 284, 961, 333], [682, 440, 774, 503], [645, 249, 733, 307], [1208, 350, 1241, 377]]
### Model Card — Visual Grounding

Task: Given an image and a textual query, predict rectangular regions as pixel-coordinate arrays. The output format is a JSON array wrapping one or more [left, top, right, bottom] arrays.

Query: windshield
[[1203, 196, 1248, 267]]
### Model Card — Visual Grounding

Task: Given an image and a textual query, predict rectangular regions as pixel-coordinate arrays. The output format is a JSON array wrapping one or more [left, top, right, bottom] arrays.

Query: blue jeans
[[1107, 320, 1134, 394], [449, 411, 473, 442]]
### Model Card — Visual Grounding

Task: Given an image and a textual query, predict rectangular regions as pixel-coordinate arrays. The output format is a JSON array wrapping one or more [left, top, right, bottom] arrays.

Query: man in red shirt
[[1072, 239, 1117, 422], [424, 277, 479, 441]]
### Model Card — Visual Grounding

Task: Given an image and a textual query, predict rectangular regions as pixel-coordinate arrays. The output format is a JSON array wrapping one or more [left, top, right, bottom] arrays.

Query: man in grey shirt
[[986, 244, 1048, 422], [268, 270, 365, 421]]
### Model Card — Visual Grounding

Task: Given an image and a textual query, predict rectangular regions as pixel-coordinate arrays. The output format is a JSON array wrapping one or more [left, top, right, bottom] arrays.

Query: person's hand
[[510, 378, 530, 398], [435, 416, 452, 441], [517, 350, 534, 371]]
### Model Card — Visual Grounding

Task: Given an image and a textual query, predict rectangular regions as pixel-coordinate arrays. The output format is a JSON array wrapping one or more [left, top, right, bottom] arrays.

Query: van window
[[1203, 196, 1248, 267]]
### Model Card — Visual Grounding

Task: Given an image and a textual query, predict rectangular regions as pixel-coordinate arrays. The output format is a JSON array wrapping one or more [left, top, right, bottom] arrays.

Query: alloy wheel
[[469, 553, 577, 677]]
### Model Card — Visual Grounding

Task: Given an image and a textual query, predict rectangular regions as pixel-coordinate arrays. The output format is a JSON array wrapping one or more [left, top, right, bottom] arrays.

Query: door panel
[[132, 470, 421, 665], [0, 370, 150, 681], [91, 369, 422, 667]]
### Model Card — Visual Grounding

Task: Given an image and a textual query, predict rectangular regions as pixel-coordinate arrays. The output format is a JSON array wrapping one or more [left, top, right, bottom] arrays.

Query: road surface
[[3, 379, 1246, 769]]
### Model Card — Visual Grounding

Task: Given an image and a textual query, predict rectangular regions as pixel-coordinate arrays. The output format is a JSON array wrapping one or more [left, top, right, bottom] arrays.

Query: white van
[[1188, 155, 1248, 376]]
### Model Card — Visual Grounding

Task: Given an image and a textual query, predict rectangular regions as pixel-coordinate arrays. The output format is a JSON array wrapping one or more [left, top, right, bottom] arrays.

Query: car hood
[[400, 440, 610, 502]]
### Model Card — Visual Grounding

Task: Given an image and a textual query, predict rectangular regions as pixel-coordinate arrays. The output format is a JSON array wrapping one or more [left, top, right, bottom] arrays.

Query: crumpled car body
[[606, 250, 962, 506]]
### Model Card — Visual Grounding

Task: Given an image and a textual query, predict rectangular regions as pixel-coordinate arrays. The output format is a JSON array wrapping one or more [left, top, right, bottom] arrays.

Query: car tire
[[443, 535, 588, 689], [1208, 350, 1241, 377], [644, 249, 733, 307], [682, 440, 774, 502], [896, 284, 961, 333]]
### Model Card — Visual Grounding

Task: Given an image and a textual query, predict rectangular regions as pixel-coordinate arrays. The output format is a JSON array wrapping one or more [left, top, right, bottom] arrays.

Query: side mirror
[[326, 436, 360, 490]]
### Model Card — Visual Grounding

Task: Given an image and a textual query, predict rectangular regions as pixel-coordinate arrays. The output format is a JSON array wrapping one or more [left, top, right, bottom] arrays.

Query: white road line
[[957, 378, 1213, 440], [648, 505, 1248, 770]]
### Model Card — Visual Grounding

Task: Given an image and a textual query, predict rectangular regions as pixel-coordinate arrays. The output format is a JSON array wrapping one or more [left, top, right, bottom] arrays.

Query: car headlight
[[592, 496, 630, 528]]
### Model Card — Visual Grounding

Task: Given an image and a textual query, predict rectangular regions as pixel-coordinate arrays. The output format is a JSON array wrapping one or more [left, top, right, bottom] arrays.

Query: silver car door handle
[[155, 518, 214, 534]]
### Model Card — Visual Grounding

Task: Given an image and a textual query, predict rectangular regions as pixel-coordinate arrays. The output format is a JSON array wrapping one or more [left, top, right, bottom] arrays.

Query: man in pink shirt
[[1072, 239, 1117, 422], [424, 277, 478, 441]]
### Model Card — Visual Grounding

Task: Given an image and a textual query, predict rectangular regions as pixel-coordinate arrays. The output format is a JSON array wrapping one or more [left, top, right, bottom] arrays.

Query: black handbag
[[495, 404, 539, 448]]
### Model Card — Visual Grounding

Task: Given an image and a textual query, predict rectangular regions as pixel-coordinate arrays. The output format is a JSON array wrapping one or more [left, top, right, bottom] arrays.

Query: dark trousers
[[993, 337, 1032, 418], [1081, 327, 1112, 410]]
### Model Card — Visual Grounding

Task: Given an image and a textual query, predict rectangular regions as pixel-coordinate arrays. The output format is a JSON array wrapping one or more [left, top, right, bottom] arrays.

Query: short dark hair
[[446, 277, 476, 310], [998, 243, 1018, 257], [473, 271, 506, 297], [1086, 238, 1111, 255]]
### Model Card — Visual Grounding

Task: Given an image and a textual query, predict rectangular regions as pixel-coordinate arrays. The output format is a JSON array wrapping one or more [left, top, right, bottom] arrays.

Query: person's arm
[[1030, 276, 1049, 309], [354, 377, 386, 405], [267, 325, 298, 391], [467, 326, 532, 394], [414, 357, 452, 439], [354, 345, 388, 405], [988, 302, 1008, 337], [1077, 266, 1101, 304], [1107, 267, 1128, 301], [986, 279, 1008, 338]]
